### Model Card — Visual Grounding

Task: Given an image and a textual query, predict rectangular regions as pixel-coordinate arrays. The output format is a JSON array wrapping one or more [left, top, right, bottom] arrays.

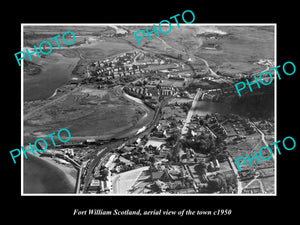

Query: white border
[[21, 23, 277, 196]]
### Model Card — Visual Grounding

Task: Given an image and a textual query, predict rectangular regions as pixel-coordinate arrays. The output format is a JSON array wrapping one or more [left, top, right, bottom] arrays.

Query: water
[[23, 154, 74, 193], [193, 101, 232, 116], [24, 53, 79, 101], [193, 98, 274, 118], [24, 53, 80, 193]]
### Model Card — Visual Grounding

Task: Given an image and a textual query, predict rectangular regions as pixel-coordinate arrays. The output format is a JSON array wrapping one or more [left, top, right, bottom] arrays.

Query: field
[[228, 134, 275, 171], [24, 25, 274, 79], [78, 41, 134, 59], [195, 26, 274, 76], [24, 87, 154, 140], [128, 25, 274, 77]]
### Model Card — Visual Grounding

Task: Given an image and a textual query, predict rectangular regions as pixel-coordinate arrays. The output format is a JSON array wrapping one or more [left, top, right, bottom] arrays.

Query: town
[[25, 44, 275, 195], [23, 25, 275, 195]]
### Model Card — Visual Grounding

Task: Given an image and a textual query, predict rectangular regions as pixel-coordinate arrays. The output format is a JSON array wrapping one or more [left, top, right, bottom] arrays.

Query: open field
[[131, 25, 274, 77], [24, 25, 115, 39], [195, 26, 274, 76], [227, 133, 274, 171], [78, 41, 134, 59], [24, 86, 154, 139]]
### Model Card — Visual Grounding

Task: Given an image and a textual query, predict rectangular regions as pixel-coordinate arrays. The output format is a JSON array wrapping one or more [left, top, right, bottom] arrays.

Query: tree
[[206, 173, 227, 193], [199, 119, 204, 126], [215, 173, 227, 192], [166, 152, 173, 161], [165, 132, 180, 146], [149, 156, 156, 163], [207, 179, 220, 192], [205, 114, 210, 120], [194, 161, 207, 176]]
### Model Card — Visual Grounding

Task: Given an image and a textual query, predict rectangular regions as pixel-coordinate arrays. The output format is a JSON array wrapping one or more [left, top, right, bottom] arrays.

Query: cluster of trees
[[206, 173, 227, 192], [194, 160, 237, 193], [194, 161, 207, 176], [206, 173, 237, 193], [165, 131, 181, 146], [95, 165, 109, 181], [182, 132, 216, 154], [181, 102, 192, 114]]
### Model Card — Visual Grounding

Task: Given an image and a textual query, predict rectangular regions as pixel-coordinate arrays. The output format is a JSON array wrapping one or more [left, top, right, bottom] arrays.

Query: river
[[115, 91, 155, 138]]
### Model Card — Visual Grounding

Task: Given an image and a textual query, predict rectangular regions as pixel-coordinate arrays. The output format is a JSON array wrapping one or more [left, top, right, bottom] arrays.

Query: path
[[242, 177, 265, 193], [24, 86, 80, 120], [250, 121, 275, 161], [155, 36, 232, 84], [228, 156, 243, 194]]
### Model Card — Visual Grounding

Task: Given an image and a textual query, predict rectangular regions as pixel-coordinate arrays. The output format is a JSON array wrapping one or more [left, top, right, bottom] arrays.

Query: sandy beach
[[24, 151, 78, 193]]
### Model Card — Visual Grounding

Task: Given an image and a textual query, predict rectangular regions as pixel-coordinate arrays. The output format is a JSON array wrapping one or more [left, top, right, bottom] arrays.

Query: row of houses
[[125, 86, 153, 98], [160, 85, 176, 96], [125, 84, 177, 99], [134, 59, 166, 66], [96, 67, 143, 78]]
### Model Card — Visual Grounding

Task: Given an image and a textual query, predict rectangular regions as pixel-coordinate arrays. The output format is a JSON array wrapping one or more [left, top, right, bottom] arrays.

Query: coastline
[[25, 151, 78, 192], [39, 156, 77, 188]]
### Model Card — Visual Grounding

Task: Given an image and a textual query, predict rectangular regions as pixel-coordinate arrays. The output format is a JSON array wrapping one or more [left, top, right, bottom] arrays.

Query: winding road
[[155, 36, 232, 84]]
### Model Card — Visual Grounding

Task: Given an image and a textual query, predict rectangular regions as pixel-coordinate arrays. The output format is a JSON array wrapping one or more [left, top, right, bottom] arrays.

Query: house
[[85, 139, 96, 144]]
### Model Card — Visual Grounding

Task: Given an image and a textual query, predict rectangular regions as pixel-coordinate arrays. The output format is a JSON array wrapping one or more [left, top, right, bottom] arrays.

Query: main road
[[181, 88, 202, 135]]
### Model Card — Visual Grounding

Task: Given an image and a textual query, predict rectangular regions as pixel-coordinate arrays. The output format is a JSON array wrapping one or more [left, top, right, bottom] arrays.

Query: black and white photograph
[[4, 3, 298, 223], [21, 24, 276, 196]]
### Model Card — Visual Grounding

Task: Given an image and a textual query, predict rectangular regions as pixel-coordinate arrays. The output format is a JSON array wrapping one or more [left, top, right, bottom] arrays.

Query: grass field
[[24, 87, 153, 139], [228, 133, 275, 172], [195, 26, 274, 75], [78, 41, 134, 59], [130, 25, 274, 77]]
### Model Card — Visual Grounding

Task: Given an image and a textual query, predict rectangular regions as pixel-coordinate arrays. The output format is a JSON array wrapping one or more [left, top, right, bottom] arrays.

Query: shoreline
[[25, 151, 78, 191]]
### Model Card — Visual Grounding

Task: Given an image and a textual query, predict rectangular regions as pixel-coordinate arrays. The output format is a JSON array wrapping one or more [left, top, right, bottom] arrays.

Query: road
[[242, 177, 265, 193], [82, 92, 166, 192], [250, 121, 275, 161], [228, 156, 243, 194], [155, 36, 232, 84]]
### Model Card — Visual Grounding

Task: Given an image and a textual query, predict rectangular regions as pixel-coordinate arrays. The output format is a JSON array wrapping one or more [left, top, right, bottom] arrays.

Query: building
[[159, 85, 175, 96]]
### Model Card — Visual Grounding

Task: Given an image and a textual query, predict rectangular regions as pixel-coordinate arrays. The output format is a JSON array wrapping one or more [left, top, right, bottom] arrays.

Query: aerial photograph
[[22, 24, 275, 195]]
